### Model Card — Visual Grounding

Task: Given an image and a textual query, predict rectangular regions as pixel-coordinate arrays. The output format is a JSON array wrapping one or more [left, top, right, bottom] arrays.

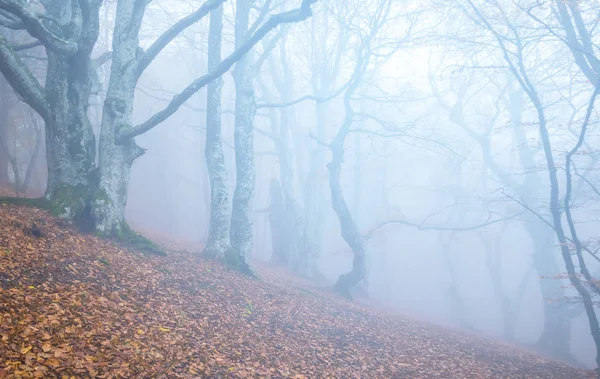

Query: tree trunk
[[329, 133, 366, 298], [43, 1, 100, 224], [298, 94, 327, 279], [273, 39, 302, 271], [525, 222, 574, 360], [268, 178, 288, 264], [230, 0, 256, 274], [204, 3, 231, 258], [91, 1, 145, 236], [506, 86, 573, 358], [0, 87, 11, 188], [92, 97, 144, 235]]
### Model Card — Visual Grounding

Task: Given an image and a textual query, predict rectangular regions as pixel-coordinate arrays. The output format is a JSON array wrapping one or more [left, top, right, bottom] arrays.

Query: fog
[[2, 0, 600, 371]]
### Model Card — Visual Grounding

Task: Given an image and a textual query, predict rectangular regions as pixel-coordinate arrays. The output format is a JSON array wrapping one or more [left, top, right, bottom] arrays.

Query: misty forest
[[1, 0, 600, 377]]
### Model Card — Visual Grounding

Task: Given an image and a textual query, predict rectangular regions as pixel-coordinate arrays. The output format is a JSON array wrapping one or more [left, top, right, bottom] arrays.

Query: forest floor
[[0, 204, 597, 378]]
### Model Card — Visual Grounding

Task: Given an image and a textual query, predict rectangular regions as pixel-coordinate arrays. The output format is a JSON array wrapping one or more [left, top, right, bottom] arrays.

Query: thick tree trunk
[[91, 1, 145, 236], [229, 0, 257, 274], [204, 4, 231, 258], [42, 1, 100, 223], [92, 96, 144, 235]]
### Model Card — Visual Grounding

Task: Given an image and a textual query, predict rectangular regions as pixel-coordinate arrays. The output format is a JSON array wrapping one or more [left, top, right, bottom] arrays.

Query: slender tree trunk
[[505, 86, 573, 357], [275, 39, 302, 271], [268, 178, 288, 264], [18, 114, 42, 195], [299, 92, 327, 279], [523, 220, 577, 361], [329, 104, 367, 298], [230, 0, 256, 273], [204, 4, 231, 258], [378, 140, 391, 300], [0, 79, 11, 187], [438, 233, 473, 330]]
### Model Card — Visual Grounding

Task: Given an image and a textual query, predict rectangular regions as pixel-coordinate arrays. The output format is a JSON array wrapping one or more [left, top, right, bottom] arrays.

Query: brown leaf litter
[[0, 204, 596, 378]]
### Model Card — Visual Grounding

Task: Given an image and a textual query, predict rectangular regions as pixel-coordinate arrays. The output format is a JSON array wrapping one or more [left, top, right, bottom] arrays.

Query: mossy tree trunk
[[0, 0, 100, 224]]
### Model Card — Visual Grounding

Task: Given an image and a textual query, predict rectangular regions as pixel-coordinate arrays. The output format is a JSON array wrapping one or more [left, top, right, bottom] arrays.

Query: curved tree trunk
[[328, 126, 366, 298]]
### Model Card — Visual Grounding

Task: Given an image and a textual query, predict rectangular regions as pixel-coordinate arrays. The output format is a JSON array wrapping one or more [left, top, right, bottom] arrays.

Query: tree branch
[[256, 81, 349, 108], [0, 34, 49, 121], [10, 39, 42, 52], [92, 50, 112, 67], [247, 0, 272, 37], [0, 0, 78, 55], [135, 0, 226, 78], [363, 210, 524, 240], [119, 0, 319, 142]]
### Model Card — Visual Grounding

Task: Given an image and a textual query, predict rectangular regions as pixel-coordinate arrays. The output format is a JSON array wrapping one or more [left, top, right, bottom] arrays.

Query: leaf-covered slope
[[0, 204, 595, 378]]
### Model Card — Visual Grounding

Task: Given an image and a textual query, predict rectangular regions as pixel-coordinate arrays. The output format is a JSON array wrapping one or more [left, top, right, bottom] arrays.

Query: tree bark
[[91, 0, 146, 236], [506, 87, 574, 358], [329, 109, 366, 298], [230, 0, 257, 274], [204, 3, 230, 258], [0, 77, 12, 187], [42, 1, 99, 225]]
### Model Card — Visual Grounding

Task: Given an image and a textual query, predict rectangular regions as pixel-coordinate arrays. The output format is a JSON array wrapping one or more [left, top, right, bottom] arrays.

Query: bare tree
[[461, 0, 600, 366], [325, 0, 394, 298], [0, 0, 319, 240]]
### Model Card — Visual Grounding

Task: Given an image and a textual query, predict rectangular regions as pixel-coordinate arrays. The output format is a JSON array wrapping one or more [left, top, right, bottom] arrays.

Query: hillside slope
[[0, 204, 596, 378]]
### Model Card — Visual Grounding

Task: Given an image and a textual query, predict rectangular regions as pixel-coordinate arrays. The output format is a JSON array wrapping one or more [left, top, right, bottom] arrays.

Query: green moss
[[114, 222, 166, 256], [224, 246, 241, 269], [48, 184, 89, 218], [0, 196, 49, 210], [97, 257, 110, 266], [92, 187, 110, 204], [223, 247, 256, 278]]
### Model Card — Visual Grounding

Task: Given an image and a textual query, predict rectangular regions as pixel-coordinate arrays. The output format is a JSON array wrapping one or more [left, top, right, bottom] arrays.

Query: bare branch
[[92, 50, 112, 67], [256, 80, 349, 109], [10, 39, 42, 51], [0, 0, 78, 55], [119, 0, 319, 142], [135, 0, 226, 78], [247, 0, 272, 37], [0, 34, 49, 121], [363, 210, 525, 240]]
